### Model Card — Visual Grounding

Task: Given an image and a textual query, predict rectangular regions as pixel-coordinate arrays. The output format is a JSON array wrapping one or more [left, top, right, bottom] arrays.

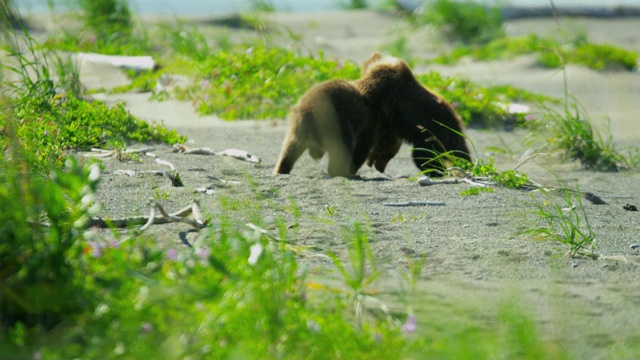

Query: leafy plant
[[461, 157, 532, 190], [0, 150, 101, 330], [460, 186, 495, 196], [417, 0, 504, 44], [522, 187, 598, 259]]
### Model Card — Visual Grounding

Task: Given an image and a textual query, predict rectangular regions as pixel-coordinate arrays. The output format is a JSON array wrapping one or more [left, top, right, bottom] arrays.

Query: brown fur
[[274, 79, 377, 178], [357, 52, 472, 175]]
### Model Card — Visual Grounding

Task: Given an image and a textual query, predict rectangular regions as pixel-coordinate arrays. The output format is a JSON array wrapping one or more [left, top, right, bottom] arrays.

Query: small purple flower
[[90, 241, 105, 258], [245, 47, 254, 55], [525, 114, 536, 122], [336, 61, 344, 70], [197, 247, 210, 259], [402, 314, 417, 334], [203, 94, 210, 102], [374, 332, 383, 344], [33, 351, 42, 360], [200, 79, 210, 90], [452, 101, 459, 109], [43, 130, 49, 136], [141, 322, 153, 334], [167, 248, 177, 261]]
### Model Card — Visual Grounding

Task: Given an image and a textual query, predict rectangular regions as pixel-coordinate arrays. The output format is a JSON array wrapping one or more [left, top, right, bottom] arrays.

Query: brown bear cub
[[273, 79, 378, 178], [357, 52, 472, 175]]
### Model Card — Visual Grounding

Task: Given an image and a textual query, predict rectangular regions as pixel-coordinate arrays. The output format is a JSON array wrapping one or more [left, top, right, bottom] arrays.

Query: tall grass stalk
[[327, 222, 380, 315]]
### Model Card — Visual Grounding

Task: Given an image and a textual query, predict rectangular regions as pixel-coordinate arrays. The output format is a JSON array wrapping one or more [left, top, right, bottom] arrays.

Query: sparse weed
[[327, 222, 380, 303], [53, 53, 85, 99], [401, 250, 428, 292], [523, 186, 597, 259], [460, 186, 495, 196], [324, 204, 338, 216]]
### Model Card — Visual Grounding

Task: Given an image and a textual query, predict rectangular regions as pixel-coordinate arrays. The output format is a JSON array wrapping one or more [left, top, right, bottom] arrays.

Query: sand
[[25, 10, 640, 357]]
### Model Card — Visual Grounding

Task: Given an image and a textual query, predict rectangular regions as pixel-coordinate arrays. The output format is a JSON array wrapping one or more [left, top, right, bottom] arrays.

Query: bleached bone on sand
[[77, 52, 156, 71]]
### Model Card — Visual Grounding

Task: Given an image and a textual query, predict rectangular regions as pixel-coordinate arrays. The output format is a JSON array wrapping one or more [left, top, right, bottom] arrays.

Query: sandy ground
[[23, 10, 640, 357]]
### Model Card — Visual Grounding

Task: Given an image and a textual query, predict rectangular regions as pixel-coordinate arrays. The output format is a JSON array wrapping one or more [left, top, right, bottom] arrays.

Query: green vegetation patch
[[174, 45, 361, 120], [431, 33, 637, 72], [416, 72, 552, 127], [416, 0, 504, 44]]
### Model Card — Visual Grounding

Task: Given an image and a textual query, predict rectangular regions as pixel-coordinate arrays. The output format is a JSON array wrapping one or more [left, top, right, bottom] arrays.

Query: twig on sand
[[173, 144, 261, 163], [383, 201, 446, 207], [82, 147, 156, 158], [88, 199, 206, 231]]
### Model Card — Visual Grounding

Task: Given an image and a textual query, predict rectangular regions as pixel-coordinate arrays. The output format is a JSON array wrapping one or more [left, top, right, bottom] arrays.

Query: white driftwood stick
[[418, 176, 460, 186], [88, 202, 196, 229], [155, 158, 175, 170], [383, 201, 446, 207]]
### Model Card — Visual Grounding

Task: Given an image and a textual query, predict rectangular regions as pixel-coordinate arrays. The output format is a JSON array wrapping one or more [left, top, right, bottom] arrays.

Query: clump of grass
[[536, 101, 625, 172], [416, 0, 504, 44], [460, 186, 495, 196], [462, 157, 532, 189], [41, 0, 152, 55], [522, 186, 598, 259]]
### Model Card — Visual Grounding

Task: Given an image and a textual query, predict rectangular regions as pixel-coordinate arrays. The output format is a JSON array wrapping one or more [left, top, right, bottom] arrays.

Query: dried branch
[[88, 200, 205, 230]]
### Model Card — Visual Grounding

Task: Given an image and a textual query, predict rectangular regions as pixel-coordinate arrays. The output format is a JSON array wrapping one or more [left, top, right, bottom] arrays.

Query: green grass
[[415, 0, 504, 44], [535, 100, 627, 172], [430, 32, 637, 72], [522, 186, 598, 259]]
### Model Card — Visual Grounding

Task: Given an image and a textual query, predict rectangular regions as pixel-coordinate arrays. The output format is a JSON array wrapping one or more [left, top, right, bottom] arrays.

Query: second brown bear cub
[[359, 52, 472, 174]]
